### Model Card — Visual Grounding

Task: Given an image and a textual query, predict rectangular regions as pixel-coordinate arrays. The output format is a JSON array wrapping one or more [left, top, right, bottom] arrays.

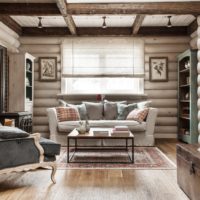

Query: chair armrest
[[0, 133, 44, 170], [145, 107, 158, 136]]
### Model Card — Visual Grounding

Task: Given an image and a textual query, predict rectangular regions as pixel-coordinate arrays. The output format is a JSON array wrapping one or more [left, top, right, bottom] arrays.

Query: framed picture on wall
[[39, 57, 57, 81], [149, 57, 168, 82]]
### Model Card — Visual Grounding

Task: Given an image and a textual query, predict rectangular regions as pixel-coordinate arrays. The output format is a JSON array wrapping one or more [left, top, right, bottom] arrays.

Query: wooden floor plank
[[0, 140, 189, 200]]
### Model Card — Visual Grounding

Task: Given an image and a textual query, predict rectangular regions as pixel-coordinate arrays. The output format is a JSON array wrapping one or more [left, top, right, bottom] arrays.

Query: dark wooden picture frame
[[39, 57, 57, 82], [149, 57, 168, 82]]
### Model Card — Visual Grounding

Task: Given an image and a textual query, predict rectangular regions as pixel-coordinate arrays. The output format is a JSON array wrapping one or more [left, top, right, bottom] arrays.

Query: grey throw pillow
[[76, 104, 88, 120], [0, 126, 30, 139], [58, 99, 67, 107], [104, 101, 118, 120], [117, 103, 137, 120], [137, 101, 152, 109], [83, 102, 103, 120]]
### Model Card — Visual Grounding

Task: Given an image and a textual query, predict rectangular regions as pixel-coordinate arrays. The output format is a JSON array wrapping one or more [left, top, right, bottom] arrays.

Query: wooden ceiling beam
[[21, 26, 188, 37], [132, 14, 145, 35], [0, 15, 22, 35], [67, 2, 200, 15], [188, 19, 197, 35], [56, 0, 77, 35], [0, 2, 199, 16], [0, 3, 60, 15]]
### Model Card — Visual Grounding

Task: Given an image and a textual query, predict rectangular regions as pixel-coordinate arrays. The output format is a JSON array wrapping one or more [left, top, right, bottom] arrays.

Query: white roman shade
[[61, 37, 144, 78]]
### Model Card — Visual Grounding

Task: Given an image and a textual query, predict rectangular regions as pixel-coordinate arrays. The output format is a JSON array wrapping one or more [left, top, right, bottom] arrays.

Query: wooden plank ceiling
[[0, 1, 198, 36]]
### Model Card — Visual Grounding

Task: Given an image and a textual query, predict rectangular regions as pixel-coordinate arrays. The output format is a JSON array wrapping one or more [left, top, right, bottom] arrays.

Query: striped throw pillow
[[126, 108, 149, 123], [56, 107, 80, 122]]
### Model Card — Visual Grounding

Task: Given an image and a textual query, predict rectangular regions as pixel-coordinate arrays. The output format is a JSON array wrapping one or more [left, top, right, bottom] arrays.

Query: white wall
[[19, 36, 190, 138]]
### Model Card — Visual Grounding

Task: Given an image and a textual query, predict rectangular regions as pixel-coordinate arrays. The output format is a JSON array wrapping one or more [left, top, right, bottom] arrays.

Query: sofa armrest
[[145, 107, 158, 136], [47, 108, 59, 140]]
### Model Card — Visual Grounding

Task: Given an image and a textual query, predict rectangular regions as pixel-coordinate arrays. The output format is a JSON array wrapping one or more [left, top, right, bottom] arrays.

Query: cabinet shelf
[[180, 100, 189, 103], [180, 115, 190, 120], [180, 68, 190, 73], [179, 84, 190, 88]]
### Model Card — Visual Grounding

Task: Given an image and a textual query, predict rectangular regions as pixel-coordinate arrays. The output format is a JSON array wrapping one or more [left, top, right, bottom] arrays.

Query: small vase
[[85, 120, 90, 132], [77, 121, 86, 134]]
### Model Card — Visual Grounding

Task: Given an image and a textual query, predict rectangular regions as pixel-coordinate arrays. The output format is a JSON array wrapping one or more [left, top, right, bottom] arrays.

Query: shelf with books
[[178, 49, 198, 144]]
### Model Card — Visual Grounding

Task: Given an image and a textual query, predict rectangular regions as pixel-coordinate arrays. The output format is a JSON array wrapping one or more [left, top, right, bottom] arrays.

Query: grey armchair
[[0, 132, 61, 183]]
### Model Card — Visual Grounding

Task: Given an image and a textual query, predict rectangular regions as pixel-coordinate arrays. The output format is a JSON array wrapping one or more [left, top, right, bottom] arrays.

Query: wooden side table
[[0, 112, 32, 133]]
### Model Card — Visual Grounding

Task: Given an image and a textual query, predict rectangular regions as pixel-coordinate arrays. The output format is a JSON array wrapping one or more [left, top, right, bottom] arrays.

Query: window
[[62, 78, 144, 94], [61, 37, 144, 94]]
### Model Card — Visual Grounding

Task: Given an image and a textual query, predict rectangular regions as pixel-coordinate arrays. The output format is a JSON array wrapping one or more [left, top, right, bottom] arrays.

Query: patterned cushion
[[56, 107, 80, 122], [126, 108, 149, 123]]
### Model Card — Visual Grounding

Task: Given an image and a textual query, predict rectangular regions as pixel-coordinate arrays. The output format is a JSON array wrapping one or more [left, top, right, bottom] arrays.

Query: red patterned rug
[[56, 147, 176, 169]]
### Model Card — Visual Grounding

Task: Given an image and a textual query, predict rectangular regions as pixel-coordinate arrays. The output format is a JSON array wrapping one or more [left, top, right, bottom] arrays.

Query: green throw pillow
[[117, 103, 137, 120]]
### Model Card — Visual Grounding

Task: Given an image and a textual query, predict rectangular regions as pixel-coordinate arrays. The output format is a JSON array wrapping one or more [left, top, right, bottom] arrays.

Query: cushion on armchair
[[40, 137, 61, 156], [0, 126, 29, 139]]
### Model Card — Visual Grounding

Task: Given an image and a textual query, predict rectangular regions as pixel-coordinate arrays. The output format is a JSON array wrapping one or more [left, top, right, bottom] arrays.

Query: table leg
[[67, 137, 70, 163], [132, 138, 134, 163]]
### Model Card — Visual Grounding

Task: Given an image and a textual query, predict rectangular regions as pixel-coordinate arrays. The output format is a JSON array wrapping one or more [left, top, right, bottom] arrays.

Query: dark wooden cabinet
[[0, 112, 32, 133], [0, 46, 8, 113]]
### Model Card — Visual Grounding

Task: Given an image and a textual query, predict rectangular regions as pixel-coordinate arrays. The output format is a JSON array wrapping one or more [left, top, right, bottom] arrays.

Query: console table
[[0, 112, 32, 133]]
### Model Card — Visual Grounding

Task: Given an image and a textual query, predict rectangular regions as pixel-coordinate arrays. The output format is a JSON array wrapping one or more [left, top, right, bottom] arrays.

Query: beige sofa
[[47, 107, 158, 146]]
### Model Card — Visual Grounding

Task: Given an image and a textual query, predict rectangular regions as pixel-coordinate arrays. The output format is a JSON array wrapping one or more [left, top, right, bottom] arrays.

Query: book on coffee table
[[90, 128, 110, 136]]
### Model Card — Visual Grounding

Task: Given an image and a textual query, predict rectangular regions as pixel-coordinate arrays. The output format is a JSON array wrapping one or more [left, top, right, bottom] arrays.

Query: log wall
[[19, 36, 190, 139], [197, 17, 200, 142]]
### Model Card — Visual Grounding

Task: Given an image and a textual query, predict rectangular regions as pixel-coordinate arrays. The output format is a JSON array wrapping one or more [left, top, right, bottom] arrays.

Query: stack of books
[[111, 126, 130, 137]]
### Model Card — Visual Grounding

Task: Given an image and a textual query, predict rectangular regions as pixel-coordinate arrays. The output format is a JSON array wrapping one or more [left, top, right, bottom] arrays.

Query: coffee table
[[67, 128, 134, 164]]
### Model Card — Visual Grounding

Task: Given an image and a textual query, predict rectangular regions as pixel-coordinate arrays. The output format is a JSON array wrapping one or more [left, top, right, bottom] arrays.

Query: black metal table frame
[[67, 137, 134, 164]]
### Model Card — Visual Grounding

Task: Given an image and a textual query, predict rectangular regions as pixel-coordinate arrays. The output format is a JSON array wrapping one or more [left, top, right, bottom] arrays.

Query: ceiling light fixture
[[102, 16, 107, 29], [38, 17, 43, 29], [167, 16, 172, 28]]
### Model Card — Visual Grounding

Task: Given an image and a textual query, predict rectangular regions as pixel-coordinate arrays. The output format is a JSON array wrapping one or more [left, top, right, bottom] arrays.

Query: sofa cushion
[[56, 107, 80, 122], [137, 101, 152, 109], [40, 137, 61, 156], [0, 126, 29, 139], [57, 120, 146, 133], [126, 108, 149, 123], [117, 103, 137, 120], [83, 102, 103, 120], [104, 101, 118, 120], [58, 100, 88, 120]]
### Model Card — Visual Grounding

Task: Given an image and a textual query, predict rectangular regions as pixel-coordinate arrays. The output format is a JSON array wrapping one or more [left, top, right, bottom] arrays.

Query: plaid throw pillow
[[56, 107, 80, 122], [126, 108, 149, 123]]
